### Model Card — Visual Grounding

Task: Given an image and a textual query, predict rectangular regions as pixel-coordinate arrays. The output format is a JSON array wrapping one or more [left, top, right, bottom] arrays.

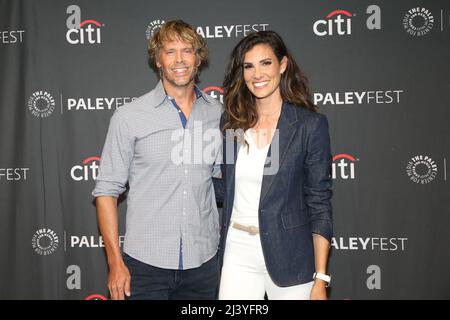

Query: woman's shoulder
[[284, 101, 328, 126]]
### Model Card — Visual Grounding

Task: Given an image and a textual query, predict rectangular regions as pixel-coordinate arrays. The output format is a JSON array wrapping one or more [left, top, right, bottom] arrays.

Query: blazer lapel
[[259, 102, 298, 206]]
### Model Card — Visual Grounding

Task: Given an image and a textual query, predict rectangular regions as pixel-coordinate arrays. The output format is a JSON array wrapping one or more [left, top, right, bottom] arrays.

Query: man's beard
[[161, 65, 198, 87]]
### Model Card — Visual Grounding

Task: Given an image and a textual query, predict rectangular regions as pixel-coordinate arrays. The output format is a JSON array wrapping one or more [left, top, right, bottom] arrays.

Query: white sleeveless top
[[230, 129, 270, 227]]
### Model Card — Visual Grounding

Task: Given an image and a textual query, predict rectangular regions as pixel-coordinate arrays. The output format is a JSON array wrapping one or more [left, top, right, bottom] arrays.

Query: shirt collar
[[153, 80, 212, 108]]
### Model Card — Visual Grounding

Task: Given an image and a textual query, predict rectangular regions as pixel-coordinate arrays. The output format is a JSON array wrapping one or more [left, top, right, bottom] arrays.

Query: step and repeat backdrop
[[1, 0, 449, 299]]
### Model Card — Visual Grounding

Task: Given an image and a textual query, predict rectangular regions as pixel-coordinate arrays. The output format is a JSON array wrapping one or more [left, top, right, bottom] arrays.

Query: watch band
[[313, 272, 331, 286]]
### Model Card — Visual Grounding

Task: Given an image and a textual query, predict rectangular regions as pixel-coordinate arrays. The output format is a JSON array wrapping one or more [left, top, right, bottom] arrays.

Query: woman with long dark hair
[[217, 31, 333, 300]]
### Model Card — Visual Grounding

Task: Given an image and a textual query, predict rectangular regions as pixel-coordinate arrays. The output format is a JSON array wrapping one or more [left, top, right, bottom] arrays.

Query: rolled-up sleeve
[[304, 114, 333, 242], [92, 110, 135, 198]]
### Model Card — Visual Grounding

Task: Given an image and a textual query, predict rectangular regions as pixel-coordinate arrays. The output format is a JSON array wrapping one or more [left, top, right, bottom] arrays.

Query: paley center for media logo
[[27, 90, 135, 118], [145, 19, 165, 39], [332, 154, 358, 180], [66, 5, 104, 44], [403, 7, 434, 37], [32, 228, 59, 256], [145, 19, 269, 39], [406, 155, 438, 184], [313, 5, 381, 36], [27, 91, 56, 118], [71, 156, 100, 181], [407, 8, 450, 34]]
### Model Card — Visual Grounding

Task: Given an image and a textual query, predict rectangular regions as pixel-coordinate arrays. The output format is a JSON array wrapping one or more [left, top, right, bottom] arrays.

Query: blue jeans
[[123, 253, 219, 300]]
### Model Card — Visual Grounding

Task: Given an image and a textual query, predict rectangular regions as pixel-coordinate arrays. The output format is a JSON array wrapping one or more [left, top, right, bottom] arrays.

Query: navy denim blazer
[[213, 101, 333, 286]]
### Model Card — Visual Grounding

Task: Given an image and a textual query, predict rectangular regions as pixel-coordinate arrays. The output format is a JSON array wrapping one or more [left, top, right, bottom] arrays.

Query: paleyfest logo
[[28, 91, 135, 117], [145, 19, 269, 39]]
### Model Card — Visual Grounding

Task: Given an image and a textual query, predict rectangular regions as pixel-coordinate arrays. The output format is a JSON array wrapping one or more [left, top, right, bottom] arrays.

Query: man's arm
[[96, 196, 130, 300], [92, 109, 135, 300]]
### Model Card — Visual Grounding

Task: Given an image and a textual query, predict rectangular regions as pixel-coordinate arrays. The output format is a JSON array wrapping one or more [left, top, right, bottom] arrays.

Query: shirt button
[[184, 169, 188, 174], [183, 191, 187, 195], [178, 110, 181, 113]]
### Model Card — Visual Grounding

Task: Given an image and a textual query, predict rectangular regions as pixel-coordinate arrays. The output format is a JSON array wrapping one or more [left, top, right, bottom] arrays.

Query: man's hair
[[148, 20, 208, 74]]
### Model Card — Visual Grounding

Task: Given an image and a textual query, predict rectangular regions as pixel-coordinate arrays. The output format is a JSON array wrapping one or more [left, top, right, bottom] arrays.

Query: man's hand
[[108, 262, 131, 300]]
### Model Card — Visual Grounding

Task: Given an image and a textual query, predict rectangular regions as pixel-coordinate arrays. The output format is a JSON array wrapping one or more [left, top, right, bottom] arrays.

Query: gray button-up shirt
[[92, 81, 223, 269]]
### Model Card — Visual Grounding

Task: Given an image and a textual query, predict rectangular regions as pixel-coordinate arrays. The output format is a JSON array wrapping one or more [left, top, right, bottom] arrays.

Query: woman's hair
[[222, 30, 316, 133], [148, 20, 208, 75]]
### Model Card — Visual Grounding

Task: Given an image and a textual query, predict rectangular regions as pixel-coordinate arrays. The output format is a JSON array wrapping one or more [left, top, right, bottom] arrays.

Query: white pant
[[219, 225, 314, 300]]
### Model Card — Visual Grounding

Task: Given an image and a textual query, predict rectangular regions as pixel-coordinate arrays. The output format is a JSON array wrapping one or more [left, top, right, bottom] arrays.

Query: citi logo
[[313, 5, 381, 36], [85, 294, 108, 300], [332, 154, 358, 180], [314, 10, 353, 36], [71, 156, 100, 181], [66, 5, 103, 44], [313, 10, 353, 37], [203, 86, 224, 104]]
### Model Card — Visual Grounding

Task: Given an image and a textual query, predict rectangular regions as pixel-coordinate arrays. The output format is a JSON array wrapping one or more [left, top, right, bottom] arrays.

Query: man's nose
[[175, 50, 183, 63]]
